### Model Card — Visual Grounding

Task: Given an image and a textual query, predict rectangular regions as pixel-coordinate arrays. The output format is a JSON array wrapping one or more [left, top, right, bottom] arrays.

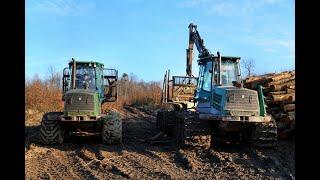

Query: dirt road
[[25, 107, 295, 179]]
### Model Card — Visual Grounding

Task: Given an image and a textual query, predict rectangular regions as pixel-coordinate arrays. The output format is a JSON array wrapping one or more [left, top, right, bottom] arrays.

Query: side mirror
[[63, 68, 70, 77], [62, 68, 71, 100], [232, 81, 242, 88]]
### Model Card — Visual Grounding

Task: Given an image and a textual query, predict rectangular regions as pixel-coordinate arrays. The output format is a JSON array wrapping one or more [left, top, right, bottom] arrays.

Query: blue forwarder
[[157, 23, 277, 148]]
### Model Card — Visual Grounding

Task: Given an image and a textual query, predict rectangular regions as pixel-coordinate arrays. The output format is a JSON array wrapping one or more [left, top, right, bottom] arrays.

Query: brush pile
[[244, 71, 295, 139]]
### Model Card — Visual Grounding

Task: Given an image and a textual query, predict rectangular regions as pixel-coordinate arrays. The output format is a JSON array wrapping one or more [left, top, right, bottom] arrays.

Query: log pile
[[244, 71, 295, 139]]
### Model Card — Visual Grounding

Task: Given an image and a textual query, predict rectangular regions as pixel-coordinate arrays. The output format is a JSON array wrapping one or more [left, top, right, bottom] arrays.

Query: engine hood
[[212, 86, 260, 116]]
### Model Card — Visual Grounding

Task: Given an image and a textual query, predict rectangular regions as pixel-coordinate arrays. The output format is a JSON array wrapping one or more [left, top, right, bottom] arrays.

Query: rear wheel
[[174, 111, 211, 149], [156, 110, 176, 136], [40, 112, 64, 145], [156, 110, 164, 131], [102, 111, 122, 145]]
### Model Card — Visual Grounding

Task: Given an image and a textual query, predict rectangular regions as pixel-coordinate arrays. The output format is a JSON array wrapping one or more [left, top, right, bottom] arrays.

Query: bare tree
[[48, 66, 61, 89], [242, 58, 255, 77], [121, 73, 129, 99], [121, 73, 129, 82]]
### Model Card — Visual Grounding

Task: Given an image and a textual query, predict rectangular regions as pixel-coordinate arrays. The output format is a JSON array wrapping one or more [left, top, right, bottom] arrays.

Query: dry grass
[[25, 73, 162, 115], [25, 78, 64, 113]]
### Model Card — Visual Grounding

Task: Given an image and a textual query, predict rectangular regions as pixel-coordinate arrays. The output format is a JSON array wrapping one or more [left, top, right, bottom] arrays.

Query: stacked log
[[244, 71, 295, 139]]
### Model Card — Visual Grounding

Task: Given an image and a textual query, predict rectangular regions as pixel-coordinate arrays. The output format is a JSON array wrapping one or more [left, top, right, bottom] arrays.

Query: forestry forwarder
[[159, 23, 277, 149], [40, 58, 122, 145]]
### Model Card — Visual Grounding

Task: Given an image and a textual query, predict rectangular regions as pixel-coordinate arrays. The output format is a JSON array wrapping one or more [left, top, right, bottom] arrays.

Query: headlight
[[227, 93, 235, 103]]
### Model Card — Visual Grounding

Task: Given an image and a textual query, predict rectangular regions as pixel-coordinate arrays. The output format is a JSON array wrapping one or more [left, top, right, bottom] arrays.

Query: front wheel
[[40, 112, 64, 145], [101, 111, 122, 145]]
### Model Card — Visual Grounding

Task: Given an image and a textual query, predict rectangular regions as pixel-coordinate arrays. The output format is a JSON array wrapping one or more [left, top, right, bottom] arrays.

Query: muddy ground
[[25, 106, 295, 179]]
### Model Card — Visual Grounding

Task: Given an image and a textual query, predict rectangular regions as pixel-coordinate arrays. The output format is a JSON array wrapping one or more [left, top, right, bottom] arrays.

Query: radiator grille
[[212, 93, 222, 110], [224, 90, 259, 111], [64, 92, 94, 111]]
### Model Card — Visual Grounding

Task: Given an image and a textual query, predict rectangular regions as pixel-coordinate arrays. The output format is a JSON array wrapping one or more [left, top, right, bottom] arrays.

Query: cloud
[[125, 0, 146, 3], [253, 37, 295, 62], [262, 0, 286, 4], [29, 0, 95, 16], [280, 54, 295, 60], [179, 0, 294, 62], [257, 39, 291, 48], [208, 2, 236, 16], [179, 0, 210, 8], [263, 48, 276, 53], [240, 0, 288, 14], [180, 0, 291, 16], [256, 38, 294, 52]]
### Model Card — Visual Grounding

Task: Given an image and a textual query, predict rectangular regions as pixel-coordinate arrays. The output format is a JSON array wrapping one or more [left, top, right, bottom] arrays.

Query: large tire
[[156, 110, 176, 136], [40, 112, 64, 145], [102, 111, 122, 145], [251, 116, 278, 147], [165, 111, 179, 136], [174, 112, 212, 149], [156, 110, 164, 131], [173, 111, 186, 148], [156, 103, 181, 135]]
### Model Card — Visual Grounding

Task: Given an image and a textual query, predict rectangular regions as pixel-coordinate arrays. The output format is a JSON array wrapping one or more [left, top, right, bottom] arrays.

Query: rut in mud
[[25, 106, 295, 179]]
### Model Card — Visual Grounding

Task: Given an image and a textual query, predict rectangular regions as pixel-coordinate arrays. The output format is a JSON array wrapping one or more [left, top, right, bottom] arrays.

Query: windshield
[[75, 65, 96, 90], [197, 61, 212, 92], [197, 64, 205, 89], [220, 61, 238, 86]]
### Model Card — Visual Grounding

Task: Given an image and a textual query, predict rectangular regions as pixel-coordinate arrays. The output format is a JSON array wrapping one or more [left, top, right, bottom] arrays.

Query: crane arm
[[186, 23, 211, 76]]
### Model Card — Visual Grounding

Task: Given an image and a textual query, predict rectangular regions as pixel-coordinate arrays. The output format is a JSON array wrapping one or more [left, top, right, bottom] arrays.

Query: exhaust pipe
[[217, 51, 222, 86], [237, 59, 243, 88], [71, 58, 76, 89], [164, 70, 168, 103], [167, 69, 170, 101]]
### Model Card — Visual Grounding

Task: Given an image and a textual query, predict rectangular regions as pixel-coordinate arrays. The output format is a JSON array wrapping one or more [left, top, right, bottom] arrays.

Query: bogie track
[[157, 110, 212, 149], [157, 109, 278, 149], [250, 118, 278, 147]]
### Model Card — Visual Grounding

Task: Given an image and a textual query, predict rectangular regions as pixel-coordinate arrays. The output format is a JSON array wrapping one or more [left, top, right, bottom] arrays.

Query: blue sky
[[26, 0, 295, 82]]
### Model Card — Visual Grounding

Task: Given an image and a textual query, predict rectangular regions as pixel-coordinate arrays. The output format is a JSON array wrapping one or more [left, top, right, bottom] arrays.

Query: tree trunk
[[245, 76, 264, 83], [267, 91, 287, 96], [267, 76, 295, 86], [271, 93, 295, 102], [273, 112, 288, 120], [269, 80, 295, 91], [286, 88, 295, 93], [269, 72, 294, 82], [283, 104, 295, 112], [280, 115, 295, 124]]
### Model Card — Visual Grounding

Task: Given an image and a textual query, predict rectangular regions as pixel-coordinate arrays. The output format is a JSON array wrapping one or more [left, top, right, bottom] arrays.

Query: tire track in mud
[[66, 145, 124, 179], [26, 107, 295, 179], [103, 154, 148, 179], [102, 147, 197, 180], [25, 148, 78, 180], [172, 149, 223, 178], [67, 149, 100, 179], [126, 152, 176, 178]]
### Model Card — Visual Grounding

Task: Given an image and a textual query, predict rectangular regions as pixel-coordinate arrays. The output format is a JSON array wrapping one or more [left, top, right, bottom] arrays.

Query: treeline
[[102, 73, 162, 111], [25, 70, 162, 113], [25, 69, 63, 113]]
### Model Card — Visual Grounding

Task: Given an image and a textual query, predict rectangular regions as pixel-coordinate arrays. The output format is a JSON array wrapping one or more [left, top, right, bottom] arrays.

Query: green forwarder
[[40, 58, 122, 145]]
